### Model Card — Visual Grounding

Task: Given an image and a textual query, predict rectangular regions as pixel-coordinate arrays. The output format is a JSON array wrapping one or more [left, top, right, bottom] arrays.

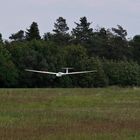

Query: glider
[[25, 68, 96, 77]]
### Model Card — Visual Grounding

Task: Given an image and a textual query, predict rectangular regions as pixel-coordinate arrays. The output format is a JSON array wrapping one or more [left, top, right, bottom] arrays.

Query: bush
[[103, 59, 140, 86]]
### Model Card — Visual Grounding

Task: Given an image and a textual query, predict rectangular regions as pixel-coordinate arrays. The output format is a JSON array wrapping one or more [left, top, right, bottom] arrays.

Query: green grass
[[0, 87, 139, 140]]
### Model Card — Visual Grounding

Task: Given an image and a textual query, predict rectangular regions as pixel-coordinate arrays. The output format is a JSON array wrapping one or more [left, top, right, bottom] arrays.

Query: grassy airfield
[[0, 87, 139, 140]]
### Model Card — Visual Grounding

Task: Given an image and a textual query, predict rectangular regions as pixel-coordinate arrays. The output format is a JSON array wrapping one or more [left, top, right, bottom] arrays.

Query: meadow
[[0, 87, 139, 140]]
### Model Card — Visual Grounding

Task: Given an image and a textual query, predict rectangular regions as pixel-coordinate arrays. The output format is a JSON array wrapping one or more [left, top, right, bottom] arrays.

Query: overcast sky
[[0, 0, 140, 39]]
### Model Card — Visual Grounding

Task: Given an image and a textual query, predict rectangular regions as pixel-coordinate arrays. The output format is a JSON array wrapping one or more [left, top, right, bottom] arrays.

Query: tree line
[[0, 16, 140, 87]]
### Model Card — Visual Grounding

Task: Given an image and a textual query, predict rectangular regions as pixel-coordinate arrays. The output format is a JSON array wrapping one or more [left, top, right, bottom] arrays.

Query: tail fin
[[62, 67, 73, 73]]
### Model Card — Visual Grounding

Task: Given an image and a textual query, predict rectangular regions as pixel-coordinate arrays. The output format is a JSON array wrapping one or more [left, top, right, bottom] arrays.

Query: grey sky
[[0, 0, 140, 39]]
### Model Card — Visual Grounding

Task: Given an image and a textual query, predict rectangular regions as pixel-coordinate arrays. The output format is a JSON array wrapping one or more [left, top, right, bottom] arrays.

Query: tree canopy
[[1, 16, 140, 87]]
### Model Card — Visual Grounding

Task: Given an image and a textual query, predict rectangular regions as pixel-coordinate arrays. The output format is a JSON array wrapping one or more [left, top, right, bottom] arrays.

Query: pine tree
[[112, 25, 127, 40], [72, 17, 93, 44], [53, 17, 69, 34], [51, 17, 70, 45], [9, 30, 25, 41], [0, 33, 3, 43], [26, 22, 41, 41]]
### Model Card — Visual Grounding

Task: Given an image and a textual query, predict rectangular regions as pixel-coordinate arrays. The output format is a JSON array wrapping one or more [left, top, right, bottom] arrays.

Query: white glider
[[25, 68, 96, 77]]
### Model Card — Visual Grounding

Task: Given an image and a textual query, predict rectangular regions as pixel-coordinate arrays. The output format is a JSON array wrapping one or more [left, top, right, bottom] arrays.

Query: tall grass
[[0, 87, 139, 140]]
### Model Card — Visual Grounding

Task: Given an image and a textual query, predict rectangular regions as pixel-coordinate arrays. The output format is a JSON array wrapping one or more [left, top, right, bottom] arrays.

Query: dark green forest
[[1, 17, 140, 87]]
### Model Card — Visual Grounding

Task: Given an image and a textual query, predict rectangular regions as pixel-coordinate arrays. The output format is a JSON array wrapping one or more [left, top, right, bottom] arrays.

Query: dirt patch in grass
[[0, 120, 139, 139]]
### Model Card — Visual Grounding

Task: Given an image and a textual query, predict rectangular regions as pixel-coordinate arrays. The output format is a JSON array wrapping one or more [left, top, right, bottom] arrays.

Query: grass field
[[0, 87, 139, 140]]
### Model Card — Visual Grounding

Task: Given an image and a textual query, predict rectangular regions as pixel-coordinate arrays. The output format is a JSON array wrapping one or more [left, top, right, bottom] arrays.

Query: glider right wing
[[25, 69, 57, 75]]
